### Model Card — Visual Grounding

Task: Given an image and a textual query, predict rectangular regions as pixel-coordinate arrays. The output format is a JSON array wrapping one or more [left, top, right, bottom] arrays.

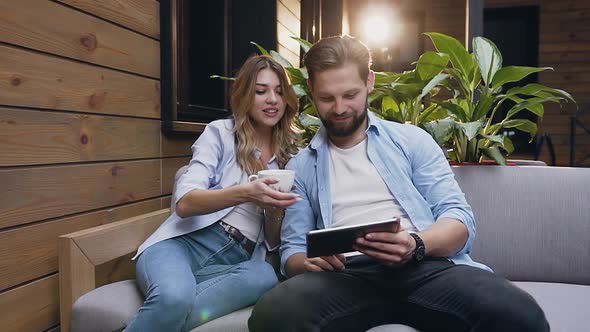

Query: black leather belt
[[219, 221, 255, 254]]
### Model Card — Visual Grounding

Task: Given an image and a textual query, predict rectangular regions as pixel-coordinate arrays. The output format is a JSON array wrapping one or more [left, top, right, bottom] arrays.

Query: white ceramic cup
[[248, 169, 295, 193]]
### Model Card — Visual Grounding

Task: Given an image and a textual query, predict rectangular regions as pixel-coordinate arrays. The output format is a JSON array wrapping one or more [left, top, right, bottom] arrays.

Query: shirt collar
[[254, 148, 277, 164]]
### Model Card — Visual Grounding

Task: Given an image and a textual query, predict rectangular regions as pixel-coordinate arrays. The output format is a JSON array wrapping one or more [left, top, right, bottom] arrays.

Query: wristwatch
[[409, 233, 426, 262]]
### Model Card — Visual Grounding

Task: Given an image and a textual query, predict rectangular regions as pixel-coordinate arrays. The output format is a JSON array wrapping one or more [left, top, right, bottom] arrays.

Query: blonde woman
[[126, 55, 301, 332]]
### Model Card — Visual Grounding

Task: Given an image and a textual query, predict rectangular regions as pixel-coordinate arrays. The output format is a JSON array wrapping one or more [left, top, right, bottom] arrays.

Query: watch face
[[414, 246, 425, 261]]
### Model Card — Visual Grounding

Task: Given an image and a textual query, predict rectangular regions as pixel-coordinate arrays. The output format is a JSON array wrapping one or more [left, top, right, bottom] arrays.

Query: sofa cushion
[[453, 166, 590, 284], [514, 281, 590, 332], [71, 280, 142, 332], [71, 280, 419, 332]]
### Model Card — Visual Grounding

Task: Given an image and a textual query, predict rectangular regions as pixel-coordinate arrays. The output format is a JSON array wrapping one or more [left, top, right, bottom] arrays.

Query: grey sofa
[[63, 166, 590, 332]]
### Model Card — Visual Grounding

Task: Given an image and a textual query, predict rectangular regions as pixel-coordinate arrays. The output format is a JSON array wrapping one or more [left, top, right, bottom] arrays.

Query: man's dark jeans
[[248, 255, 549, 332]]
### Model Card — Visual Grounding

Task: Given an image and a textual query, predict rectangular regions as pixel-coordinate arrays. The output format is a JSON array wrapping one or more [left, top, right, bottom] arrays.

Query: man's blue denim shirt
[[281, 112, 491, 276]]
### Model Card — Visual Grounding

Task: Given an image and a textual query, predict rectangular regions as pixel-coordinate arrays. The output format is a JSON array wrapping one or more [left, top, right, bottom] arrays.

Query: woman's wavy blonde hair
[[231, 55, 300, 175]]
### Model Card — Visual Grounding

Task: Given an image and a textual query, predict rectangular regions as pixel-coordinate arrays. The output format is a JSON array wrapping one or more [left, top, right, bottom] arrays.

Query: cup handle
[[248, 174, 258, 183]]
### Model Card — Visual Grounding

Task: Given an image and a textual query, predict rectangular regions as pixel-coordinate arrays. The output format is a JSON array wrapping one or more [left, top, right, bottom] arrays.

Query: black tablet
[[306, 218, 400, 258]]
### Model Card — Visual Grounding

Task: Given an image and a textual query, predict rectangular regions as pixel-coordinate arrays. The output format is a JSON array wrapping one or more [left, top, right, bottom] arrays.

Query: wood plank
[[59, 238, 94, 332], [541, 0, 590, 12], [162, 157, 191, 194], [540, 51, 590, 63], [0, 107, 160, 166], [161, 133, 196, 157], [278, 1, 301, 37], [0, 0, 159, 77], [485, 0, 539, 8], [278, 44, 301, 69], [540, 42, 590, 53], [539, 71, 590, 84], [0, 160, 161, 229], [56, 0, 160, 39], [0, 45, 160, 118], [70, 209, 170, 266], [0, 275, 59, 332], [277, 22, 301, 61], [279, 0, 301, 19], [0, 198, 162, 292], [95, 252, 135, 288]]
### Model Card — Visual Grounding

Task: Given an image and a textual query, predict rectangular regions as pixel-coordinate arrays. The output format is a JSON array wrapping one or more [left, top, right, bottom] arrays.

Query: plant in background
[[369, 51, 450, 126], [422, 32, 576, 165]]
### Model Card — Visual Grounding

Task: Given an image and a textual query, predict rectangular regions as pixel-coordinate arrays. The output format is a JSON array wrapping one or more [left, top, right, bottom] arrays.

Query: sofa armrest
[[58, 208, 170, 332]]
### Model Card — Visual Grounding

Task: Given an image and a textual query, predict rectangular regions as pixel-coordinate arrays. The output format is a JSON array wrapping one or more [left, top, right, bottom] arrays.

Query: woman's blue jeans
[[125, 222, 278, 332]]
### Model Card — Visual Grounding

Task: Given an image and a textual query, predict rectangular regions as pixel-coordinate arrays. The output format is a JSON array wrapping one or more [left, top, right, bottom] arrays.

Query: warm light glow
[[362, 8, 402, 47]]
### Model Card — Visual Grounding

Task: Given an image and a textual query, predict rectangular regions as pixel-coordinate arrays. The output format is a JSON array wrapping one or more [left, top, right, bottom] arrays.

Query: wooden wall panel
[[280, 0, 301, 17], [56, 0, 160, 39], [0, 0, 159, 77], [537, 0, 590, 166], [0, 0, 168, 330], [0, 160, 161, 229], [278, 1, 301, 37], [0, 108, 161, 166], [0, 275, 59, 332], [161, 134, 196, 157], [277, 0, 301, 68], [0, 45, 160, 118], [0, 198, 162, 292], [162, 157, 191, 194]]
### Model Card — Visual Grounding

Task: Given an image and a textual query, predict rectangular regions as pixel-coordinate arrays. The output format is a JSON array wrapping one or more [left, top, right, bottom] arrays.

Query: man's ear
[[307, 79, 313, 94], [367, 70, 375, 93]]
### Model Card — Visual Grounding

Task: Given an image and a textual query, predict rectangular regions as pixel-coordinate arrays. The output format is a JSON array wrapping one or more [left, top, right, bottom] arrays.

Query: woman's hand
[[245, 177, 300, 209]]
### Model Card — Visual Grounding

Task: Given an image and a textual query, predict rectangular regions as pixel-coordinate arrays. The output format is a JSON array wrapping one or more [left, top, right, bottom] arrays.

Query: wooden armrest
[[58, 208, 170, 332]]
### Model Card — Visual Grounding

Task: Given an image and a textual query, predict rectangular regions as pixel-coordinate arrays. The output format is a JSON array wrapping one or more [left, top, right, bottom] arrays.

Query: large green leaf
[[269, 50, 293, 68], [423, 118, 456, 145], [290, 36, 313, 53], [210, 75, 235, 81], [389, 82, 423, 99], [286, 67, 306, 85], [473, 37, 502, 86], [425, 32, 474, 80], [436, 101, 468, 122], [497, 119, 538, 141], [292, 84, 307, 98], [368, 89, 386, 104], [472, 91, 495, 121], [491, 66, 552, 90], [480, 146, 506, 165], [419, 73, 449, 99], [299, 111, 321, 128], [416, 52, 450, 81], [502, 136, 515, 154], [381, 96, 403, 122], [418, 104, 447, 123], [374, 71, 403, 85], [505, 97, 549, 119], [303, 101, 318, 116], [506, 83, 576, 104], [250, 41, 269, 55], [458, 120, 485, 140]]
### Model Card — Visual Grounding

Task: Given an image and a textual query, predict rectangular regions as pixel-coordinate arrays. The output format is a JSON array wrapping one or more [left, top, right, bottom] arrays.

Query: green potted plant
[[421, 33, 576, 165]]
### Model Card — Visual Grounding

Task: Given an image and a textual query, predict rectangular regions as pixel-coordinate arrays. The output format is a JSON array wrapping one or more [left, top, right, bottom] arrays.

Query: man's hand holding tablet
[[306, 218, 400, 258]]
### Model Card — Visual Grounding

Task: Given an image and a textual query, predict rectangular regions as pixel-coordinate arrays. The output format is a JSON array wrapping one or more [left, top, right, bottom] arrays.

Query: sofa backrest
[[453, 166, 590, 285]]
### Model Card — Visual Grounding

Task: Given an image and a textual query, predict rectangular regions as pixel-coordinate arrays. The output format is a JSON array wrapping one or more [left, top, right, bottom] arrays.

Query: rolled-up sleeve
[[279, 157, 316, 276], [174, 124, 223, 206], [410, 128, 476, 255]]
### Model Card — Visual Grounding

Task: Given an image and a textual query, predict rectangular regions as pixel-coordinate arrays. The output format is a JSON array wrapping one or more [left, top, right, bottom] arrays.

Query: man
[[249, 35, 548, 332]]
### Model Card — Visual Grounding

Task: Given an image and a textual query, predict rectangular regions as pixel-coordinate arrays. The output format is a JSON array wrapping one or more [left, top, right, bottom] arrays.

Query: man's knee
[[477, 285, 549, 332]]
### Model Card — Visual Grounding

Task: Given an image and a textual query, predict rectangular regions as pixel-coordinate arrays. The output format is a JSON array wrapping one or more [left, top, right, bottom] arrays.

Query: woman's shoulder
[[205, 118, 235, 134]]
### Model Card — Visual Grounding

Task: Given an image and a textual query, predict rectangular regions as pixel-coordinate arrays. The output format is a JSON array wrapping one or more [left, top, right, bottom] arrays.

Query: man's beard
[[319, 100, 369, 137]]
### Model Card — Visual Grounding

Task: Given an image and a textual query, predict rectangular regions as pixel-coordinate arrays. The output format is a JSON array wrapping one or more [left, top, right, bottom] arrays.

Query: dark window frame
[[160, 0, 278, 134]]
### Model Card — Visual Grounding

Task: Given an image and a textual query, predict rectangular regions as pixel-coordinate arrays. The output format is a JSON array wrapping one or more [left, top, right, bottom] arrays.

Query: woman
[[126, 55, 301, 332]]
